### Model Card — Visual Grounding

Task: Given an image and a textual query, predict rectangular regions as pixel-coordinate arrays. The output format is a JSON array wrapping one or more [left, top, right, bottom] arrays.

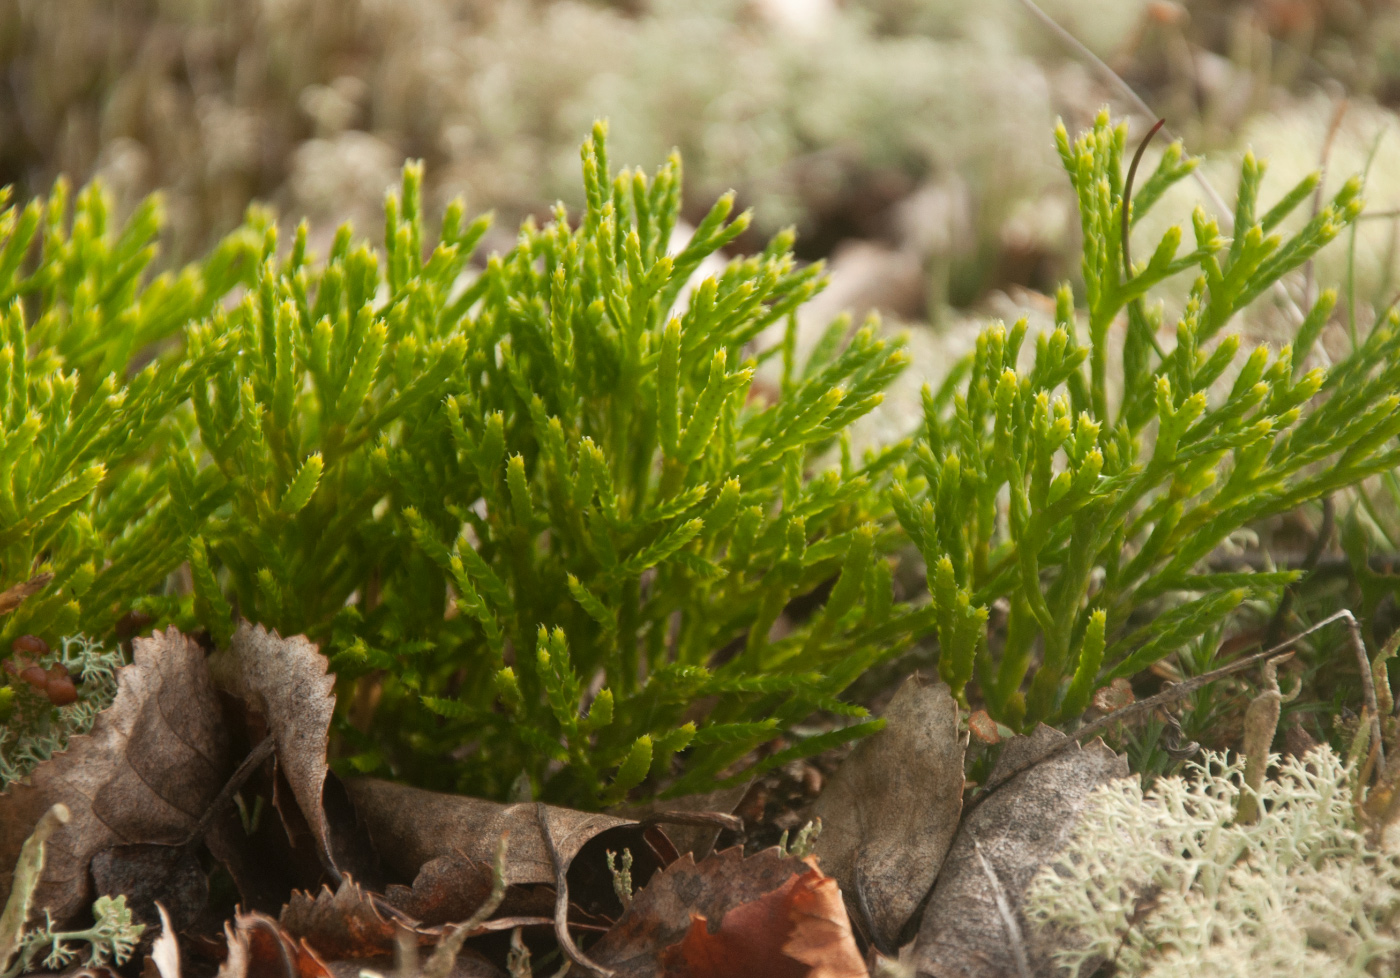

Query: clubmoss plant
[[6, 110, 1400, 810], [0, 182, 258, 647], [897, 110, 1400, 730], [0, 122, 910, 807], [180, 123, 913, 804]]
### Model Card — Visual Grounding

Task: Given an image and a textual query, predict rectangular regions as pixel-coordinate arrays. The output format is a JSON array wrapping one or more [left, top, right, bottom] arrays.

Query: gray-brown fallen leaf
[[912, 725, 1126, 978], [343, 779, 652, 897], [209, 622, 342, 878], [0, 628, 229, 926], [811, 676, 964, 953], [577, 847, 809, 978]]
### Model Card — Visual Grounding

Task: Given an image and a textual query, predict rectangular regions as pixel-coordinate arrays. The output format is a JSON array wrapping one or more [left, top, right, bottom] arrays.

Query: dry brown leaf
[[216, 911, 332, 978], [381, 853, 495, 927], [209, 622, 340, 876], [0, 572, 52, 615], [343, 779, 633, 889], [657, 860, 866, 978], [90, 841, 207, 934], [912, 725, 1127, 978], [781, 868, 868, 978], [0, 628, 229, 926], [280, 876, 405, 960], [579, 847, 809, 978], [812, 676, 964, 952]]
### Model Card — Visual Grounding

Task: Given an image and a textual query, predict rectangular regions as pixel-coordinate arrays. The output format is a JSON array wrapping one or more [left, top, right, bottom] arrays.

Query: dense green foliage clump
[[898, 111, 1400, 731], [2, 111, 1399, 807], [0, 124, 912, 805]]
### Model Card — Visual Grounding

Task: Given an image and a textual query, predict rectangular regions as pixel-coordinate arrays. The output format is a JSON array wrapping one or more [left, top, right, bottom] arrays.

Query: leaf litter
[[0, 628, 1141, 976]]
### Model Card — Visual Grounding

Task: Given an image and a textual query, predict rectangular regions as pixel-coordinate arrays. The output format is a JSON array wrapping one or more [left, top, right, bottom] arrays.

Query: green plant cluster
[[896, 110, 1400, 731], [295, 127, 911, 802], [0, 180, 259, 644], [2, 111, 1399, 807], [0, 123, 913, 806]]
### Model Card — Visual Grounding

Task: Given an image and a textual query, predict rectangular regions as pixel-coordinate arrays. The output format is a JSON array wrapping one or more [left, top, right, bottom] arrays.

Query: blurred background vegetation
[[7, 0, 1397, 308], [8, 0, 1400, 763], [8, 0, 1400, 397]]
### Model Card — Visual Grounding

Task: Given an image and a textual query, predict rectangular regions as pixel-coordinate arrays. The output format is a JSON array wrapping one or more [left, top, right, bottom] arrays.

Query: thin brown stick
[[637, 810, 743, 833], [538, 803, 614, 978], [1344, 614, 1386, 778], [1122, 117, 1167, 278], [182, 733, 276, 848], [1015, 0, 1306, 325], [977, 610, 1368, 800]]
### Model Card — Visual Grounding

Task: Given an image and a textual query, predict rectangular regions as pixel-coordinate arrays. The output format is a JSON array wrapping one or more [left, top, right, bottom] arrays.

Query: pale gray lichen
[[0, 636, 124, 792], [1025, 746, 1400, 978]]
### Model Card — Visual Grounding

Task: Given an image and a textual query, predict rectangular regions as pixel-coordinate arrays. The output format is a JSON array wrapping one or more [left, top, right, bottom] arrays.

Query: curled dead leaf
[[210, 622, 342, 878], [0, 628, 229, 926], [344, 778, 637, 891], [812, 676, 964, 952]]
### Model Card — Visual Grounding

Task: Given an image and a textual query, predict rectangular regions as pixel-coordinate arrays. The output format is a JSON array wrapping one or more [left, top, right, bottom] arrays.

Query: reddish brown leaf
[[812, 676, 964, 952], [660, 862, 866, 978], [382, 853, 495, 926], [280, 876, 404, 960], [581, 847, 809, 978], [0, 628, 229, 926], [209, 622, 339, 874], [1092, 678, 1134, 713], [967, 711, 1000, 745], [781, 869, 868, 978], [0, 573, 52, 615], [912, 725, 1127, 978], [217, 911, 332, 978]]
